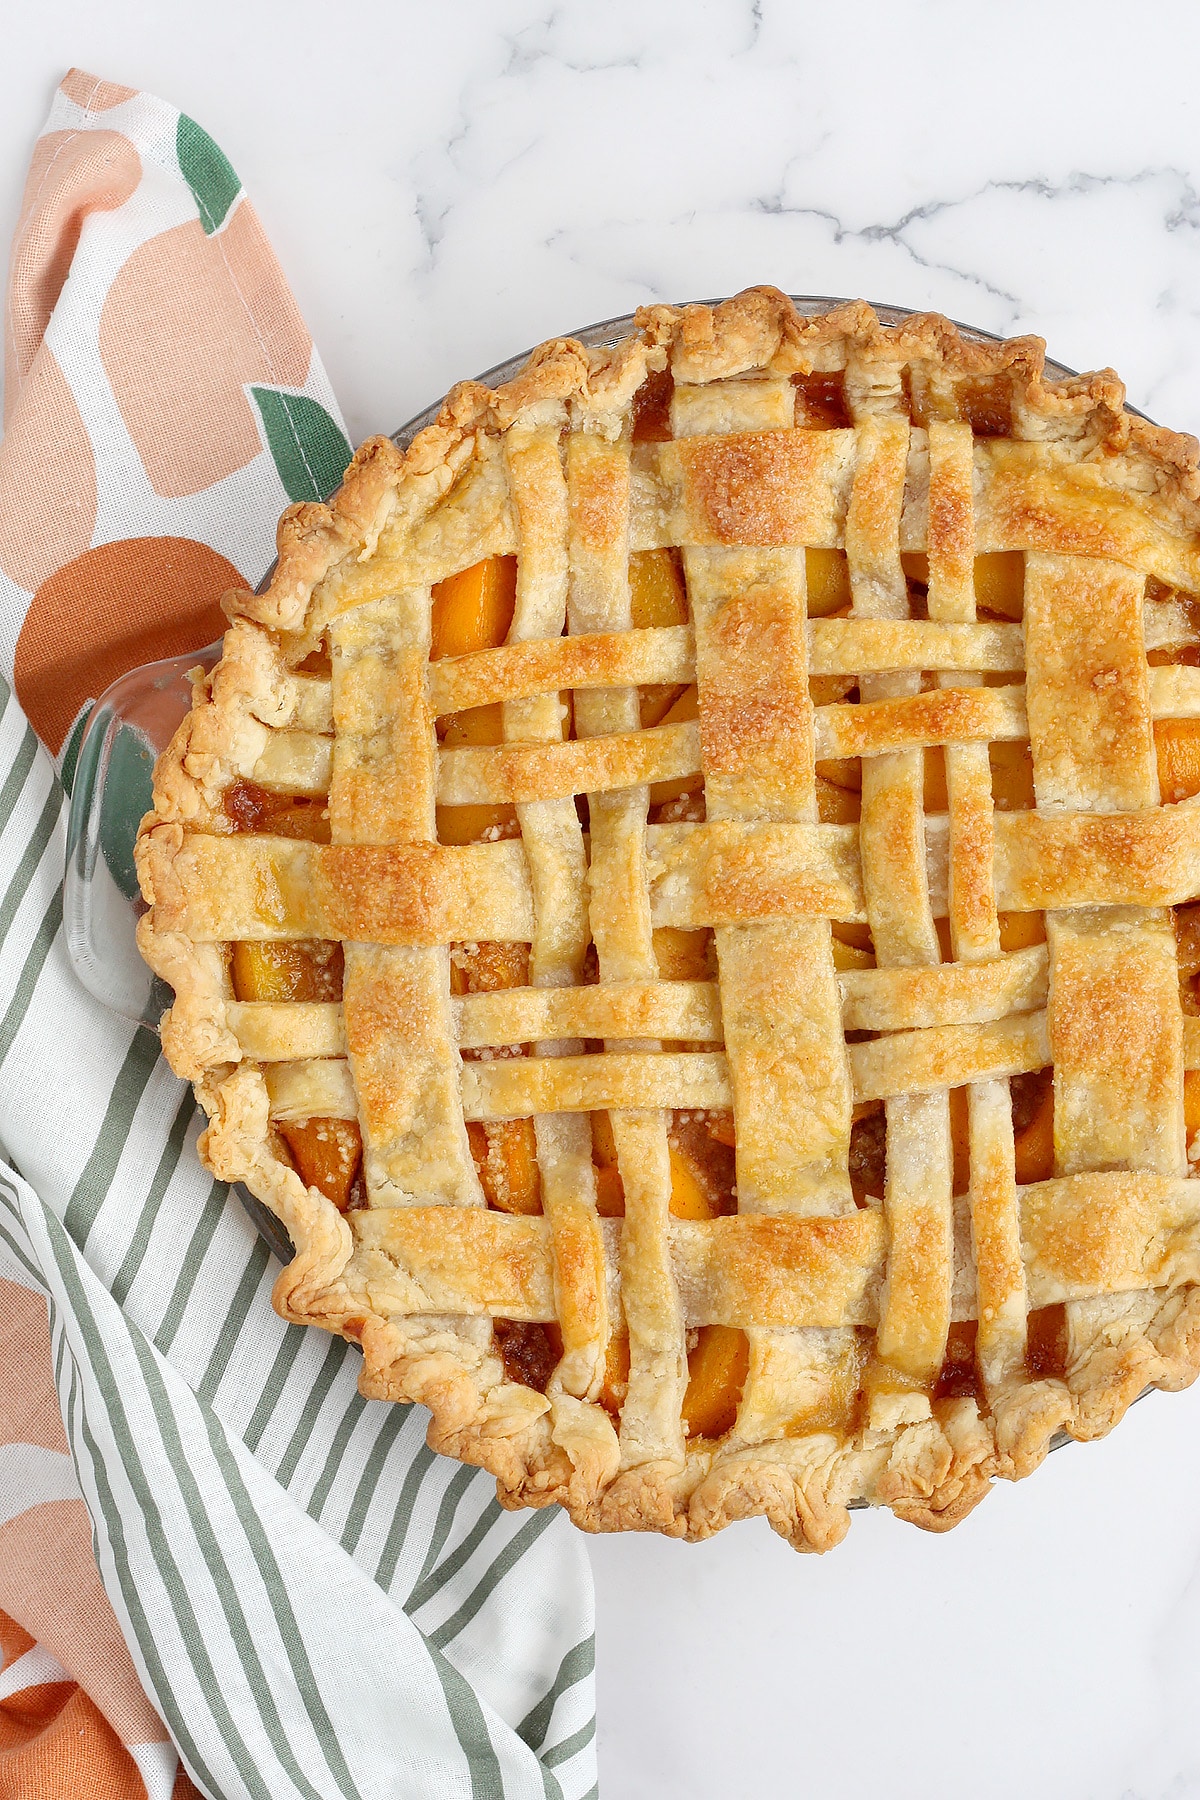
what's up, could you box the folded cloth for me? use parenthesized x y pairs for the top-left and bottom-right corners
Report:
(0, 69), (596, 1800)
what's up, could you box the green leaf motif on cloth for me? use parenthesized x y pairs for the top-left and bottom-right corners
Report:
(250, 388), (353, 504)
(176, 114), (241, 234)
(102, 724), (156, 901)
(58, 701), (92, 801)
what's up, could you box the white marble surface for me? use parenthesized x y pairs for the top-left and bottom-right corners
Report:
(7, 2), (1200, 1793)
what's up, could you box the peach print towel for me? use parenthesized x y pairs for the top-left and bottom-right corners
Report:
(0, 70), (597, 1800)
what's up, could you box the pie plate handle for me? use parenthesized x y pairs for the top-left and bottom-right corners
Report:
(64, 640), (223, 1025)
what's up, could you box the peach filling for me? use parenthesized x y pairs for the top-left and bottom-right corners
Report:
(934, 1321), (981, 1403)
(792, 372), (851, 431)
(432, 555), (521, 845)
(1156, 718), (1200, 803)
(1010, 1069), (1054, 1185)
(682, 1324), (750, 1439)
(631, 369), (674, 442)
(493, 1319), (563, 1392)
(224, 778), (330, 842)
(629, 548), (689, 726)
(228, 932), (363, 1211)
(1025, 1304), (1068, 1380)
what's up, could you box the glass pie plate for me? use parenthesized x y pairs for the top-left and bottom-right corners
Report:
(62, 287), (1101, 1444)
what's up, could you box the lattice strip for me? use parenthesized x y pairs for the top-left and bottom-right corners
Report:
(1026, 550), (1186, 1426)
(163, 810), (1200, 945)
(566, 414), (686, 1472)
(926, 420), (1024, 1395)
(849, 412), (953, 1420)
(500, 423), (613, 1447)
(345, 1172), (1200, 1326)
(675, 375), (857, 1451)
(1023, 554), (1159, 812)
(328, 590), (483, 1208)
(260, 1016), (1062, 1124)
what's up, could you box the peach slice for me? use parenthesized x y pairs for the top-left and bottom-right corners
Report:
(598, 1330), (631, 1413)
(590, 1112), (625, 1215)
(1013, 1071), (1055, 1185)
(805, 548), (851, 616)
(1176, 903), (1200, 1016)
(629, 548), (688, 628)
(453, 933), (539, 1212)
(998, 911), (1046, 952)
(898, 552), (1026, 617)
(682, 1326), (749, 1438)
(816, 756), (861, 793)
(230, 939), (343, 1004)
(467, 1119), (542, 1215)
(433, 557), (520, 842)
(989, 739), (1036, 811)
(277, 1118), (362, 1212)
(950, 1087), (970, 1195)
(229, 911), (356, 1206)
(430, 556), (517, 661)
(924, 747), (948, 814)
(832, 922), (874, 954)
(1185, 1071), (1200, 1150)
(1156, 718), (1200, 803)
(706, 1113), (736, 1149)
(973, 552), (1025, 619)
(630, 548), (690, 727)
(436, 804), (519, 845)
(830, 933), (874, 971)
(588, 1120), (727, 1220)
(667, 1147), (721, 1221)
(817, 777), (861, 825)
(440, 702), (504, 747)
(652, 927), (715, 980)
(594, 1166), (626, 1217)
(450, 941), (529, 995)
(591, 1111), (618, 1167)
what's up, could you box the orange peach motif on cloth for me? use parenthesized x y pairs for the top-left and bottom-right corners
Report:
(15, 538), (240, 753)
(99, 206), (313, 497)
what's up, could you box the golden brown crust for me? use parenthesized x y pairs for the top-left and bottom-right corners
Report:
(136, 289), (1200, 1551)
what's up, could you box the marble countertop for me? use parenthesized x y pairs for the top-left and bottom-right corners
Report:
(7, 3), (1200, 1794)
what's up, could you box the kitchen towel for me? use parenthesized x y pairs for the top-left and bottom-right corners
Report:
(0, 68), (596, 1800)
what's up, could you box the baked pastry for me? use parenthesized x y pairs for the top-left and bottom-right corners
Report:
(136, 288), (1200, 1551)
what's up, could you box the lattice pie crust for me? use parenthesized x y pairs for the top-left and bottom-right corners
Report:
(137, 290), (1200, 1550)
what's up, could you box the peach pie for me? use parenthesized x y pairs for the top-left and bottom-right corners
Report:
(137, 289), (1200, 1550)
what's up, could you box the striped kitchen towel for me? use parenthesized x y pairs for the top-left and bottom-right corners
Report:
(0, 69), (596, 1800)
